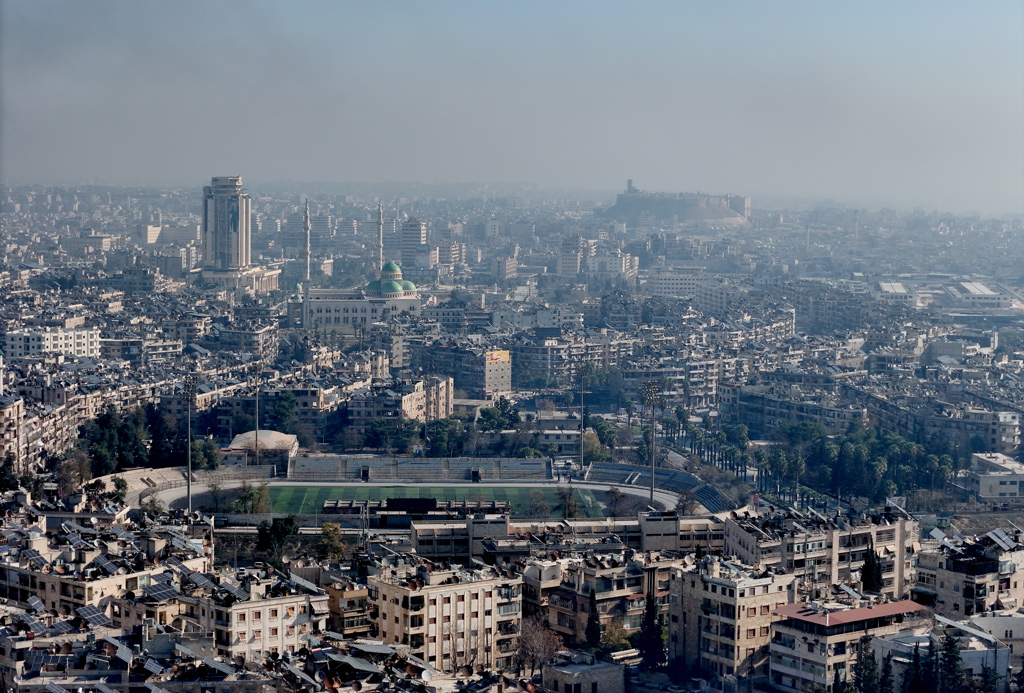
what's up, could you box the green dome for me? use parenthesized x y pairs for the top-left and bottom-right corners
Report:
(381, 261), (401, 273)
(366, 280), (382, 292)
(401, 280), (416, 291)
(382, 280), (403, 293)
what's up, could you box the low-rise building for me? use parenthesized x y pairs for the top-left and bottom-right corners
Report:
(959, 453), (1024, 499)
(769, 600), (931, 693)
(911, 528), (1024, 617)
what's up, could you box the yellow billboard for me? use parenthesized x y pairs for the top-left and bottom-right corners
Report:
(485, 350), (510, 362)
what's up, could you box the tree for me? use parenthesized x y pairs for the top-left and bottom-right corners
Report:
(140, 496), (165, 517)
(526, 490), (550, 517)
(862, 541), (884, 593)
(600, 619), (630, 653)
(232, 481), (272, 514)
(585, 590), (601, 648)
(938, 631), (966, 693)
(606, 487), (627, 517)
(557, 487), (579, 518)
(974, 665), (998, 693)
(111, 476), (128, 502)
(582, 431), (610, 464)
(207, 475), (223, 513)
(518, 616), (562, 674)
(0, 453), (17, 492)
(676, 489), (702, 516)
(902, 643), (923, 693)
(1012, 666), (1024, 693)
(636, 593), (665, 671)
(318, 522), (352, 562)
(923, 640), (939, 693)
(854, 635), (879, 693)
(880, 653), (895, 693)
(266, 391), (297, 432)
(193, 440), (222, 471)
(256, 516), (299, 566)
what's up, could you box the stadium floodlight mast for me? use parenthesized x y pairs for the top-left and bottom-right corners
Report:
(183, 373), (199, 516)
(250, 361), (262, 468)
(575, 360), (586, 474)
(643, 380), (660, 504)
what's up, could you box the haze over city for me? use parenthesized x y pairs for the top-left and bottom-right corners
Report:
(2, 1), (1022, 214)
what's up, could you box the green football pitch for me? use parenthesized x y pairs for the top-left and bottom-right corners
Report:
(265, 485), (603, 518)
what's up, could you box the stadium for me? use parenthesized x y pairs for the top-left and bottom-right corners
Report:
(130, 453), (738, 523)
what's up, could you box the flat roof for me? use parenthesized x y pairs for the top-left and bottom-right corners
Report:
(774, 601), (928, 626)
(961, 282), (996, 296)
(878, 282), (908, 294)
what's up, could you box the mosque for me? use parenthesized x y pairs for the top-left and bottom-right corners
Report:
(299, 204), (422, 333)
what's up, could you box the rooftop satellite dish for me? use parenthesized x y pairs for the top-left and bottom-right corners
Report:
(421, 671), (433, 682)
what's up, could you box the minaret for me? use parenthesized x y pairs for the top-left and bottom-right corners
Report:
(377, 200), (384, 276)
(303, 199), (311, 282)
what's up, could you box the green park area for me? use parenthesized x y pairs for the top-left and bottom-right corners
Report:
(265, 485), (603, 518)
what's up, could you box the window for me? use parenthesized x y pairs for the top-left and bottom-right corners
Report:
(271, 628), (278, 636)
(760, 605), (770, 615)
(288, 607), (296, 616)
(237, 613), (246, 623)
(253, 630), (262, 640)
(254, 611), (262, 620)
(746, 629), (756, 639)
(238, 632), (247, 641)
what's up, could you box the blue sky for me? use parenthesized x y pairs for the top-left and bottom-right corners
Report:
(1, 1), (1021, 213)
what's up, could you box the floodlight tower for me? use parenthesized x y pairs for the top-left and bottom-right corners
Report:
(575, 360), (586, 473)
(643, 380), (660, 504)
(183, 374), (199, 516)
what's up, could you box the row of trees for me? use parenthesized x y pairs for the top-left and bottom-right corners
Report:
(760, 421), (969, 504)
(74, 404), (222, 480)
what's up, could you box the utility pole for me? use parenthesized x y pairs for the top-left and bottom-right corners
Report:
(183, 373), (198, 516)
(643, 380), (660, 504)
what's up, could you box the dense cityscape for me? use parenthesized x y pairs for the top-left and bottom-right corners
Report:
(2, 0), (1023, 691)
(0, 174), (1021, 693)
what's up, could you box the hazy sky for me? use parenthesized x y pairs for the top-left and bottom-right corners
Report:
(2, 1), (1022, 213)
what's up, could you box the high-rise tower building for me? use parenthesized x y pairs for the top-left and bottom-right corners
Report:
(202, 176), (251, 270)
(400, 217), (427, 266)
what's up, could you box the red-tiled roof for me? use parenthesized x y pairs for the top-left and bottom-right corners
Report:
(774, 601), (928, 626)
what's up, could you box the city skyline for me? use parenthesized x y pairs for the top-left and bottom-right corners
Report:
(1, 1), (1022, 215)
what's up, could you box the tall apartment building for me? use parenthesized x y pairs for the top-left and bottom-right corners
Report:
(557, 234), (587, 278)
(670, 557), (796, 683)
(724, 511), (917, 600)
(411, 343), (512, 399)
(769, 601), (930, 693)
(202, 176), (251, 270)
(401, 217), (428, 266)
(3, 326), (101, 359)
(369, 560), (522, 673)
